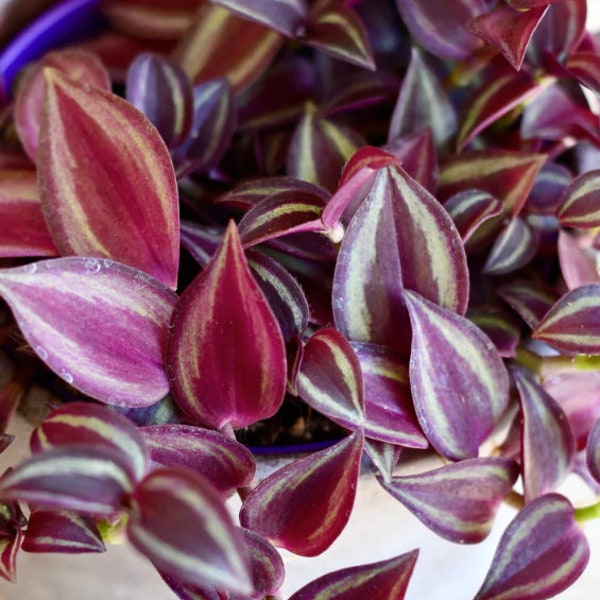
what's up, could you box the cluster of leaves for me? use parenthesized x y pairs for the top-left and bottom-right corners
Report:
(1, 0), (600, 598)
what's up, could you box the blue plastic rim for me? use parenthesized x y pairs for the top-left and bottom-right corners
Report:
(0, 0), (105, 104)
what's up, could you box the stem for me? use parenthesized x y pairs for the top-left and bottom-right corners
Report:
(514, 347), (600, 378)
(574, 499), (600, 523)
(220, 422), (253, 502)
(503, 490), (525, 511)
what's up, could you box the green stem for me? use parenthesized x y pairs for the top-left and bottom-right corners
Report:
(574, 499), (600, 523)
(503, 490), (525, 511)
(515, 348), (600, 378)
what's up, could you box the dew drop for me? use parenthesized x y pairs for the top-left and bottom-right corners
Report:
(60, 369), (74, 384)
(35, 345), (48, 360)
(103, 259), (113, 268)
(85, 258), (101, 273)
(23, 263), (37, 274)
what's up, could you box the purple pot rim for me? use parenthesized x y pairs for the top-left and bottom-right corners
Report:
(0, 0), (105, 104)
(248, 438), (341, 456)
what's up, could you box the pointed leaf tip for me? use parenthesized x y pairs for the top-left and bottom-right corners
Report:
(169, 222), (287, 429)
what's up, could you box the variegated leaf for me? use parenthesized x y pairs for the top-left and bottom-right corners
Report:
(404, 291), (509, 461)
(0, 528), (22, 583)
(333, 167), (468, 355)
(468, 4), (548, 71)
(512, 366), (574, 503)
(363, 439), (403, 483)
(0, 258), (177, 407)
(556, 169), (600, 229)
(22, 508), (105, 554)
(168, 222), (287, 429)
(0, 445), (135, 514)
(586, 418), (600, 483)
(128, 468), (252, 593)
(557, 230), (600, 289)
(474, 494), (589, 600)
(379, 458), (519, 543)
(483, 216), (538, 275)
(0, 170), (58, 258)
(496, 279), (559, 329)
(467, 306), (522, 358)
(565, 51), (600, 97)
(296, 328), (365, 431)
(139, 424), (256, 495)
(445, 189), (503, 244)
(288, 550), (418, 600)
(388, 48), (457, 148)
(239, 430), (363, 556)
(38, 69), (180, 289)
(526, 163), (572, 215)
(30, 402), (148, 481)
(532, 284), (600, 354)
(126, 53), (194, 149)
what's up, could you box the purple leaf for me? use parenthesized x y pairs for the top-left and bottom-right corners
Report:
(0, 445), (135, 515)
(483, 216), (538, 275)
(379, 458), (519, 543)
(353, 342), (427, 449)
(209, 0), (308, 37)
(396, 0), (485, 61)
(0, 435), (14, 455)
(526, 163), (572, 215)
(301, 4), (375, 70)
(558, 230), (600, 289)
(0, 529), (22, 583)
(128, 468), (252, 594)
(38, 69), (180, 289)
(474, 494), (589, 600)
(0, 258), (177, 407)
(586, 419), (600, 483)
(30, 402), (148, 481)
(287, 106), (363, 192)
(180, 222), (223, 268)
(333, 167), (469, 355)
(456, 69), (539, 150)
(565, 51), (600, 96)
(239, 430), (363, 556)
(288, 550), (418, 600)
(296, 328), (365, 432)
(556, 169), (600, 229)
(496, 279), (559, 329)
(0, 170), (58, 258)
(532, 284), (600, 353)
(14, 48), (111, 163)
(22, 508), (105, 554)
(404, 290), (510, 461)
(445, 189), (503, 244)
(468, 4), (548, 71)
(467, 305), (522, 358)
(168, 222), (287, 429)
(512, 367), (574, 503)
(126, 53), (194, 149)
(363, 439), (403, 483)
(173, 79), (236, 177)
(388, 48), (457, 148)
(139, 424), (256, 496)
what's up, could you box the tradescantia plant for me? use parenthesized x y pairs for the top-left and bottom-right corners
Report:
(2, 0), (600, 597)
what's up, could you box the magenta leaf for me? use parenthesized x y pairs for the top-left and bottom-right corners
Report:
(296, 328), (365, 431)
(239, 430), (363, 556)
(0, 258), (177, 407)
(128, 468), (252, 593)
(586, 419), (600, 483)
(468, 4), (548, 71)
(209, 0), (308, 37)
(565, 51), (600, 96)
(404, 291), (509, 461)
(526, 163), (572, 215)
(474, 494), (589, 600)
(556, 169), (600, 229)
(483, 216), (538, 275)
(558, 230), (600, 289)
(388, 48), (457, 148)
(301, 4), (375, 70)
(14, 48), (111, 163)
(396, 0), (485, 61)
(496, 279), (559, 329)
(139, 424), (256, 496)
(288, 550), (418, 600)
(173, 79), (236, 177)
(532, 284), (600, 353)
(379, 458), (519, 544)
(22, 508), (105, 554)
(456, 69), (539, 150)
(38, 69), (180, 289)
(180, 222), (222, 268)
(445, 189), (503, 245)
(353, 342), (427, 449)
(168, 222), (287, 429)
(0, 170), (58, 258)
(333, 167), (468, 355)
(363, 439), (403, 482)
(30, 402), (148, 481)
(0, 528), (22, 583)
(0, 445), (135, 515)
(512, 366), (574, 503)
(126, 53), (194, 149)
